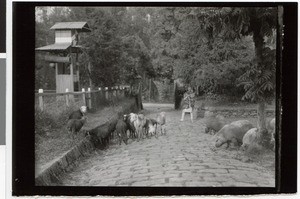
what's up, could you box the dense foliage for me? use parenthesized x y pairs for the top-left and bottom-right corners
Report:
(35, 6), (276, 104)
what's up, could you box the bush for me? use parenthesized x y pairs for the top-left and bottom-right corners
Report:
(35, 103), (81, 137)
(205, 92), (234, 102)
(35, 109), (57, 136)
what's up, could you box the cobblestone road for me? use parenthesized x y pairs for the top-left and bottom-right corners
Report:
(61, 104), (275, 187)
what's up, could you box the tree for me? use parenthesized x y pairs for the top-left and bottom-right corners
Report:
(68, 7), (158, 88)
(35, 7), (277, 133)
(151, 7), (256, 99)
(222, 8), (276, 133)
(190, 7), (277, 146)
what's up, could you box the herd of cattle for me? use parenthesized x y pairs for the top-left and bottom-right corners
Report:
(66, 105), (276, 151)
(66, 106), (166, 147)
(203, 111), (276, 151)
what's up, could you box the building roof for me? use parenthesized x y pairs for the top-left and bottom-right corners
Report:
(35, 43), (85, 53)
(50, 22), (91, 32)
(35, 43), (71, 52)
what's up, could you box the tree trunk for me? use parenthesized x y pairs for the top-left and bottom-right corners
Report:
(174, 83), (179, 109)
(174, 81), (184, 110)
(139, 82), (143, 110)
(252, 22), (268, 140)
(257, 101), (267, 130)
(149, 78), (151, 102)
(257, 99), (273, 148)
(253, 32), (264, 67)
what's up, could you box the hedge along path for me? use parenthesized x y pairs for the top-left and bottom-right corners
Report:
(35, 98), (139, 186)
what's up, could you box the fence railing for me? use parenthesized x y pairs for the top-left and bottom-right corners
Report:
(35, 86), (130, 111)
(35, 90), (56, 93)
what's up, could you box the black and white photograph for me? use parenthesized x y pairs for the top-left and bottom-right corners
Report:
(11, 1), (298, 196)
(33, 5), (278, 187)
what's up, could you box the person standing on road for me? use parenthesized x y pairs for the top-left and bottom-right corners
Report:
(180, 86), (195, 122)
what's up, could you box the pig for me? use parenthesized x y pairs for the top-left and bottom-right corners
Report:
(204, 114), (226, 135)
(241, 128), (261, 151)
(267, 118), (276, 139)
(267, 118), (276, 150)
(215, 120), (254, 148)
(267, 118), (276, 131)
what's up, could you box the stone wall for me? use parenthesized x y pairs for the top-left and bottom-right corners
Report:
(197, 107), (275, 118)
(35, 138), (95, 186)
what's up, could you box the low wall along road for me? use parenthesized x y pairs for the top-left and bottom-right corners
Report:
(201, 107), (275, 118)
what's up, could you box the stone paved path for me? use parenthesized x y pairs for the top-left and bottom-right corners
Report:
(61, 104), (275, 187)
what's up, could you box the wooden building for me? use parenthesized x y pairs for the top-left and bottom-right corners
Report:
(36, 22), (91, 93)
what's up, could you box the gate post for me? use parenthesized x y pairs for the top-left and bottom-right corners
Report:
(115, 86), (119, 98)
(82, 88), (86, 106)
(105, 87), (108, 100)
(87, 87), (92, 109)
(38, 89), (44, 111)
(65, 88), (69, 107)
